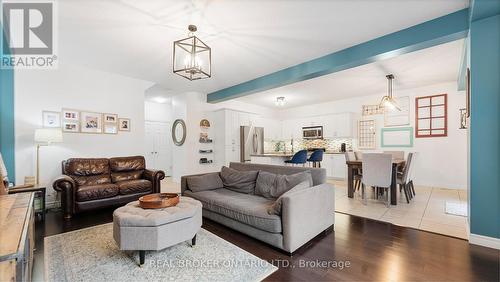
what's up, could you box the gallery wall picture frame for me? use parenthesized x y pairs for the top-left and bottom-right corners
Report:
(381, 127), (414, 147)
(81, 111), (103, 134)
(62, 109), (80, 133)
(358, 119), (376, 149)
(118, 118), (131, 131)
(42, 111), (61, 128)
(103, 113), (118, 134)
(384, 96), (410, 127)
(362, 104), (384, 116)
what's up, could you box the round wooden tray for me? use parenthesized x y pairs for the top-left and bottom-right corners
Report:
(139, 193), (179, 209)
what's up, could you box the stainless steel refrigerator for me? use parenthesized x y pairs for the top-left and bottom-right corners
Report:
(240, 126), (264, 162)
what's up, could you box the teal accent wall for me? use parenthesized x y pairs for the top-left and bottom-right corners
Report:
(469, 4), (500, 238)
(207, 9), (470, 103)
(0, 22), (16, 183)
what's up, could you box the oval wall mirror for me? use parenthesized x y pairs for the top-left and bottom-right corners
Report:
(172, 119), (186, 146)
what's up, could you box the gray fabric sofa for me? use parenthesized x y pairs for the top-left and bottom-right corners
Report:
(181, 162), (335, 254)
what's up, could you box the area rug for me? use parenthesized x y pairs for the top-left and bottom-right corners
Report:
(44, 224), (277, 282)
(445, 201), (468, 217)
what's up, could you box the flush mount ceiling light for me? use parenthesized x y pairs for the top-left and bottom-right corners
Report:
(173, 25), (211, 81)
(380, 74), (401, 111)
(275, 96), (286, 107)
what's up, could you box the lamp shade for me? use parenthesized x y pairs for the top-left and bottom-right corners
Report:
(34, 128), (63, 144)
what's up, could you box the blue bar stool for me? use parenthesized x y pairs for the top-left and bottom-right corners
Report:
(284, 150), (308, 166)
(307, 150), (324, 168)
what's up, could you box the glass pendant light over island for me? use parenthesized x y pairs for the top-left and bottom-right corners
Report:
(379, 74), (401, 111)
(173, 25), (211, 80)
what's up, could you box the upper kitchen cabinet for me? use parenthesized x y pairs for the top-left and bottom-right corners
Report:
(323, 112), (354, 138)
(255, 117), (282, 140)
(282, 118), (302, 140)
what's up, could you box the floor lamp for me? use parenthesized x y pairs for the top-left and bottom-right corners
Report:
(34, 128), (63, 185)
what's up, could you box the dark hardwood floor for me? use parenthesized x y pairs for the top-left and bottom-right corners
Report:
(34, 209), (499, 281)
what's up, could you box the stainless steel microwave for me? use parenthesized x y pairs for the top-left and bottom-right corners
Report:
(302, 126), (323, 139)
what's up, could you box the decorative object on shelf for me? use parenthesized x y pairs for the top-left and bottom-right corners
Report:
(118, 118), (131, 132)
(80, 111), (103, 133)
(362, 104), (384, 116)
(199, 133), (213, 143)
(199, 158), (213, 164)
(62, 109), (80, 133)
(275, 96), (286, 107)
(384, 96), (410, 127)
(139, 193), (179, 209)
(199, 149), (213, 154)
(459, 108), (467, 129)
(415, 93), (448, 137)
(103, 113), (118, 134)
(200, 119), (210, 129)
(381, 127), (414, 147)
(173, 25), (211, 81)
(379, 74), (401, 111)
(172, 119), (186, 146)
(34, 128), (63, 184)
(358, 120), (376, 149)
(42, 111), (61, 128)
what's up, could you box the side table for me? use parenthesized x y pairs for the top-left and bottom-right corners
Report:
(8, 185), (46, 221)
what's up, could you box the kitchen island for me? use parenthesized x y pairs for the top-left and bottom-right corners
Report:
(250, 153), (293, 166)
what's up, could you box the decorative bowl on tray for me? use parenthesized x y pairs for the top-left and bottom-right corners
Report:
(139, 193), (179, 209)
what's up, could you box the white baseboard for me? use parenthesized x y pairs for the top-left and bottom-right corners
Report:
(469, 233), (500, 250)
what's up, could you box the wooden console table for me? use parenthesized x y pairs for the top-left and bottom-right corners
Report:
(0, 193), (35, 282)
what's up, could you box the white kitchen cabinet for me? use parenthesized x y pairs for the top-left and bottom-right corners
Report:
(322, 155), (334, 178)
(331, 154), (347, 179)
(225, 145), (241, 165)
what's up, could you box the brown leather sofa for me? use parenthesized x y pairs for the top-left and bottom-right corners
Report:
(53, 156), (165, 219)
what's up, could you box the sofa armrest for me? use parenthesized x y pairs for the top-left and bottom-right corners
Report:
(281, 183), (335, 253)
(52, 175), (77, 219)
(144, 169), (165, 193)
(181, 172), (220, 195)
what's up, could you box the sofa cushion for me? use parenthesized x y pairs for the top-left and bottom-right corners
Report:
(255, 170), (313, 199)
(76, 183), (119, 202)
(71, 174), (111, 186)
(268, 180), (311, 215)
(116, 179), (152, 195)
(109, 156), (145, 172)
(220, 166), (258, 194)
(111, 170), (143, 183)
(187, 172), (223, 192)
(185, 188), (281, 233)
(64, 158), (110, 176)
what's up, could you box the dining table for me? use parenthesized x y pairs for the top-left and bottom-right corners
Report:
(346, 159), (406, 205)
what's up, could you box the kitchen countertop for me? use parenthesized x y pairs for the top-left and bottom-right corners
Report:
(251, 151), (346, 157)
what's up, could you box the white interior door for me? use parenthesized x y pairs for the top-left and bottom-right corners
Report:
(145, 121), (172, 176)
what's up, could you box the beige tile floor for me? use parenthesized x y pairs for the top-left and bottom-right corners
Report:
(161, 177), (469, 239)
(331, 179), (469, 239)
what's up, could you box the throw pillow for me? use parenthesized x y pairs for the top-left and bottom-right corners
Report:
(220, 166), (259, 194)
(187, 173), (223, 192)
(256, 170), (313, 199)
(267, 180), (312, 215)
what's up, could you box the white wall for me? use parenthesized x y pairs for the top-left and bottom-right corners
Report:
(145, 100), (172, 122)
(14, 64), (152, 203)
(278, 82), (468, 189)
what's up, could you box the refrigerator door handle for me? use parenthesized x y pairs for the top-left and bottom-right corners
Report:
(253, 133), (258, 153)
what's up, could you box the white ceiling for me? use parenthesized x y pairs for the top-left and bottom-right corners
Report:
(235, 39), (464, 109)
(58, 0), (468, 96)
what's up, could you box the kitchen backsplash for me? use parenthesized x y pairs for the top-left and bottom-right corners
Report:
(264, 138), (353, 153)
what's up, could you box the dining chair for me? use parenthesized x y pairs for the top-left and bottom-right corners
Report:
(397, 153), (413, 203)
(361, 153), (392, 207)
(407, 152), (418, 196)
(284, 150), (308, 166)
(354, 151), (363, 160)
(383, 151), (405, 160)
(345, 152), (362, 192)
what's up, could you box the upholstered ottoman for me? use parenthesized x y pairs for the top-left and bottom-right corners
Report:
(113, 196), (202, 266)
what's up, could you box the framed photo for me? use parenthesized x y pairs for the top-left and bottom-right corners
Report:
(118, 118), (130, 131)
(381, 127), (414, 147)
(63, 122), (79, 133)
(42, 111), (61, 128)
(104, 123), (118, 134)
(81, 112), (103, 133)
(62, 109), (79, 121)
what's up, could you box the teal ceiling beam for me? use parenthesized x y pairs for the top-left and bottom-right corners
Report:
(469, 0), (500, 22)
(207, 8), (470, 103)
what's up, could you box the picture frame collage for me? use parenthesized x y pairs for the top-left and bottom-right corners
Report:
(42, 109), (131, 134)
